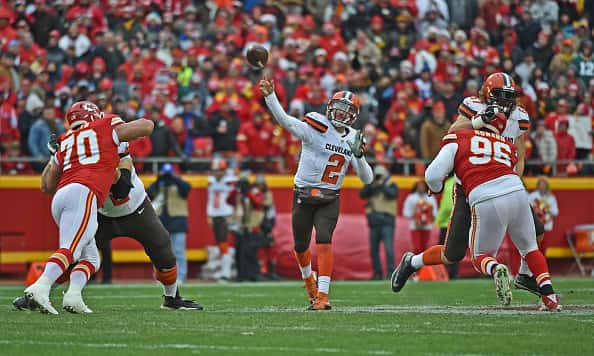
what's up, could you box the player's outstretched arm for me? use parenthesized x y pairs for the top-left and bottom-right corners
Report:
(259, 76), (313, 142)
(41, 159), (62, 194)
(425, 143), (457, 194)
(115, 119), (154, 142)
(352, 156), (373, 184)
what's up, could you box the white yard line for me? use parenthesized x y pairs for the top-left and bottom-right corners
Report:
(0, 340), (393, 355)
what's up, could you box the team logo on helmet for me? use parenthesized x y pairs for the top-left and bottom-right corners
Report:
(326, 91), (360, 128)
(66, 101), (102, 128)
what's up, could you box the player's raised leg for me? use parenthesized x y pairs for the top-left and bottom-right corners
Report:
(25, 184), (97, 314)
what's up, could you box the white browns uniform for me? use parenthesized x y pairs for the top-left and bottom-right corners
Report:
(207, 173), (236, 218)
(457, 96), (531, 143)
(98, 142), (146, 217)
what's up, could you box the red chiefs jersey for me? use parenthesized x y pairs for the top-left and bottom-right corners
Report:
(55, 115), (124, 206)
(442, 130), (518, 196)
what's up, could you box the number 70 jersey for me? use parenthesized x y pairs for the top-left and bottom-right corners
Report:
(55, 116), (124, 206)
(442, 129), (519, 198)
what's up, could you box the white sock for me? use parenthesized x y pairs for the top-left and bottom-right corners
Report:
(318, 276), (331, 294)
(299, 263), (312, 279)
(221, 253), (233, 279)
(35, 275), (54, 290)
(68, 270), (88, 291)
(42, 262), (67, 284)
(518, 258), (532, 276)
(162, 283), (177, 297)
(411, 254), (424, 269)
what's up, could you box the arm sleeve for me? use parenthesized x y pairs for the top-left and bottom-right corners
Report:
(351, 155), (373, 184)
(425, 143), (458, 194)
(264, 93), (313, 143)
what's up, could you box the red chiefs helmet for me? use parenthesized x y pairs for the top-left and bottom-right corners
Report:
(479, 72), (517, 114)
(326, 91), (360, 128)
(65, 101), (102, 128)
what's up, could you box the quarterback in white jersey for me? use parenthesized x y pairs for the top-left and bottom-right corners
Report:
(206, 158), (236, 280)
(260, 76), (372, 311)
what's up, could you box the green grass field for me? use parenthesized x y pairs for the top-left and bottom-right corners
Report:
(1, 278), (593, 355)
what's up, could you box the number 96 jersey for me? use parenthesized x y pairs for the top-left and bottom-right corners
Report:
(55, 116), (124, 206)
(441, 129), (524, 205)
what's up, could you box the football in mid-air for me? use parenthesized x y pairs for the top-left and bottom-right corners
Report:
(246, 45), (269, 68)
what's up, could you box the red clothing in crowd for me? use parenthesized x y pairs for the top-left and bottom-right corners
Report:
(0, 100), (17, 135)
(237, 121), (277, 157)
(128, 135), (153, 171)
(545, 112), (567, 132)
(65, 2), (107, 31)
(555, 131), (576, 173)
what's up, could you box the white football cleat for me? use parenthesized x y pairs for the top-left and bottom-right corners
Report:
(63, 290), (93, 314)
(24, 283), (58, 315)
(494, 264), (512, 306)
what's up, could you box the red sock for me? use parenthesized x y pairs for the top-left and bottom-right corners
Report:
(421, 245), (444, 265)
(524, 250), (551, 288)
(47, 248), (74, 272)
(473, 254), (499, 276)
(218, 242), (229, 256)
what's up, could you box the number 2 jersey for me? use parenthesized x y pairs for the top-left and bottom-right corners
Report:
(294, 112), (361, 190)
(425, 129), (524, 206)
(55, 116), (123, 206)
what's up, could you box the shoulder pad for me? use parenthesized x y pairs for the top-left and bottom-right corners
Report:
(510, 107), (531, 131)
(441, 133), (458, 147)
(302, 112), (329, 133)
(458, 96), (484, 119)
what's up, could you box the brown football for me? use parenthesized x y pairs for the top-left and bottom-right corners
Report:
(246, 44), (269, 68)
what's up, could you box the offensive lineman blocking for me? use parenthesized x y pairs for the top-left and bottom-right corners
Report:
(260, 76), (373, 310)
(25, 101), (153, 314)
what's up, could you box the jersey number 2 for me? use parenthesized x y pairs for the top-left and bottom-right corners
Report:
(469, 136), (512, 167)
(321, 154), (346, 184)
(61, 129), (100, 171)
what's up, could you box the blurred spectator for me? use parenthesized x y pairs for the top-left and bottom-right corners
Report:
(208, 101), (240, 167)
(531, 120), (558, 175)
(420, 101), (449, 159)
(403, 181), (438, 254)
(255, 175), (278, 280)
(555, 118), (576, 174)
(27, 106), (65, 172)
(569, 95), (594, 160)
(206, 159), (236, 282)
(147, 164), (191, 283)
(515, 9), (542, 50)
(545, 99), (571, 132)
(359, 165), (398, 280)
(227, 171), (264, 282)
(237, 110), (277, 172)
(148, 106), (186, 161)
(17, 93), (44, 155)
(570, 40), (594, 88)
(529, 176), (559, 235)
(1, 136), (31, 174)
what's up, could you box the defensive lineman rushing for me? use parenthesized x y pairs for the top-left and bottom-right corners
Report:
(259, 76), (373, 310)
(391, 72), (546, 297)
(14, 110), (202, 311)
(23, 101), (153, 314)
(422, 113), (561, 310)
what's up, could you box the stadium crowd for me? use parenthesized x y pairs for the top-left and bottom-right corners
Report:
(0, 0), (593, 175)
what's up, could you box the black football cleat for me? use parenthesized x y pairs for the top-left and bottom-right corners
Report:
(161, 291), (203, 311)
(12, 295), (39, 311)
(391, 252), (416, 293)
(514, 274), (541, 297)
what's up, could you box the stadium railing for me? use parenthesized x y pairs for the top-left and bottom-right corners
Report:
(0, 157), (593, 176)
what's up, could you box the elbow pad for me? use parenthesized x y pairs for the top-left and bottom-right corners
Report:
(111, 169), (133, 199)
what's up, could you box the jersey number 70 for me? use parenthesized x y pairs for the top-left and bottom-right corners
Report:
(60, 129), (100, 171)
(469, 136), (512, 167)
